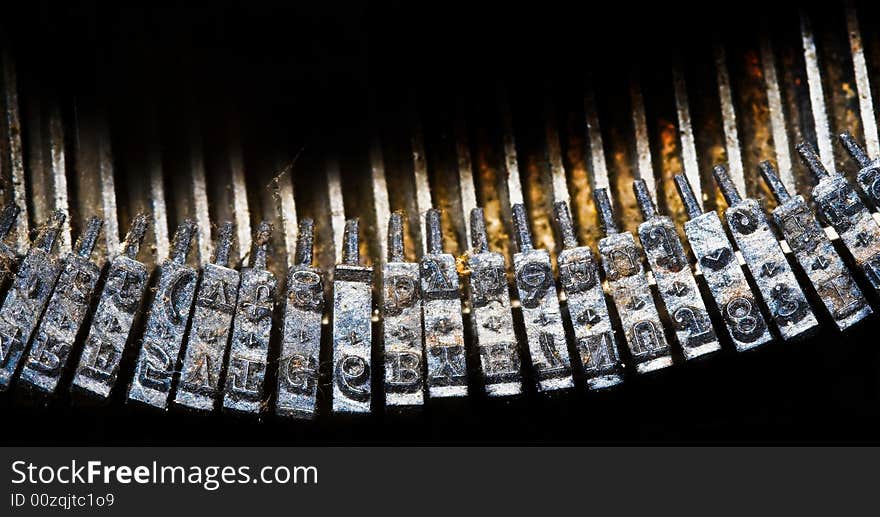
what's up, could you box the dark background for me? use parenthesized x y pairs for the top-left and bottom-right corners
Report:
(2, 1), (880, 444)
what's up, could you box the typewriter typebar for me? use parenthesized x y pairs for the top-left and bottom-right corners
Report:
(595, 188), (671, 374)
(382, 211), (426, 407)
(72, 215), (149, 400)
(331, 219), (373, 414)
(4, 3), (880, 434)
(275, 219), (324, 420)
(712, 164), (818, 341)
(127, 221), (199, 409)
(173, 222), (240, 412)
(20, 217), (103, 394)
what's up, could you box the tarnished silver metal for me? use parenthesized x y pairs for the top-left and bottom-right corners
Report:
(633, 180), (720, 360)
(0, 204), (21, 291)
(276, 219), (324, 419)
(594, 190), (671, 373)
(839, 131), (880, 211)
(421, 209), (469, 398)
(712, 165), (818, 340)
(511, 203), (573, 391)
(674, 175), (772, 351)
(332, 219), (373, 413)
(72, 214), (150, 399)
(466, 208), (522, 397)
(0, 211), (65, 391)
(127, 221), (198, 408)
(382, 211), (425, 407)
(173, 222), (240, 411)
(222, 221), (277, 415)
(759, 162), (871, 330)
(797, 143), (880, 296)
(223, 221), (278, 415)
(552, 201), (623, 389)
(20, 217), (103, 394)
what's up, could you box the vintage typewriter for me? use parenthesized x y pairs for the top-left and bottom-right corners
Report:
(2, 1), (880, 444)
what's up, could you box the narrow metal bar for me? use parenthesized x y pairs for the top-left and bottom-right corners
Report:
(715, 44), (747, 195)
(274, 163), (297, 266)
(712, 164), (744, 206)
(511, 203), (534, 252)
(846, 6), (880, 158)
(370, 136), (390, 263)
(326, 157), (346, 264)
(673, 62), (704, 211)
(1, 51), (28, 252)
(584, 87), (611, 196)
(455, 104), (478, 247)
(759, 32), (796, 190)
(96, 110), (120, 256)
(228, 127), (253, 263)
(758, 160), (793, 204)
(800, 11), (835, 171)
(71, 102), (113, 260)
(187, 120), (212, 264)
(545, 96), (571, 203)
(498, 87), (524, 206)
(411, 110), (433, 249)
(146, 124), (170, 261)
(47, 103), (71, 255)
(594, 188), (618, 235)
(630, 77), (657, 202)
